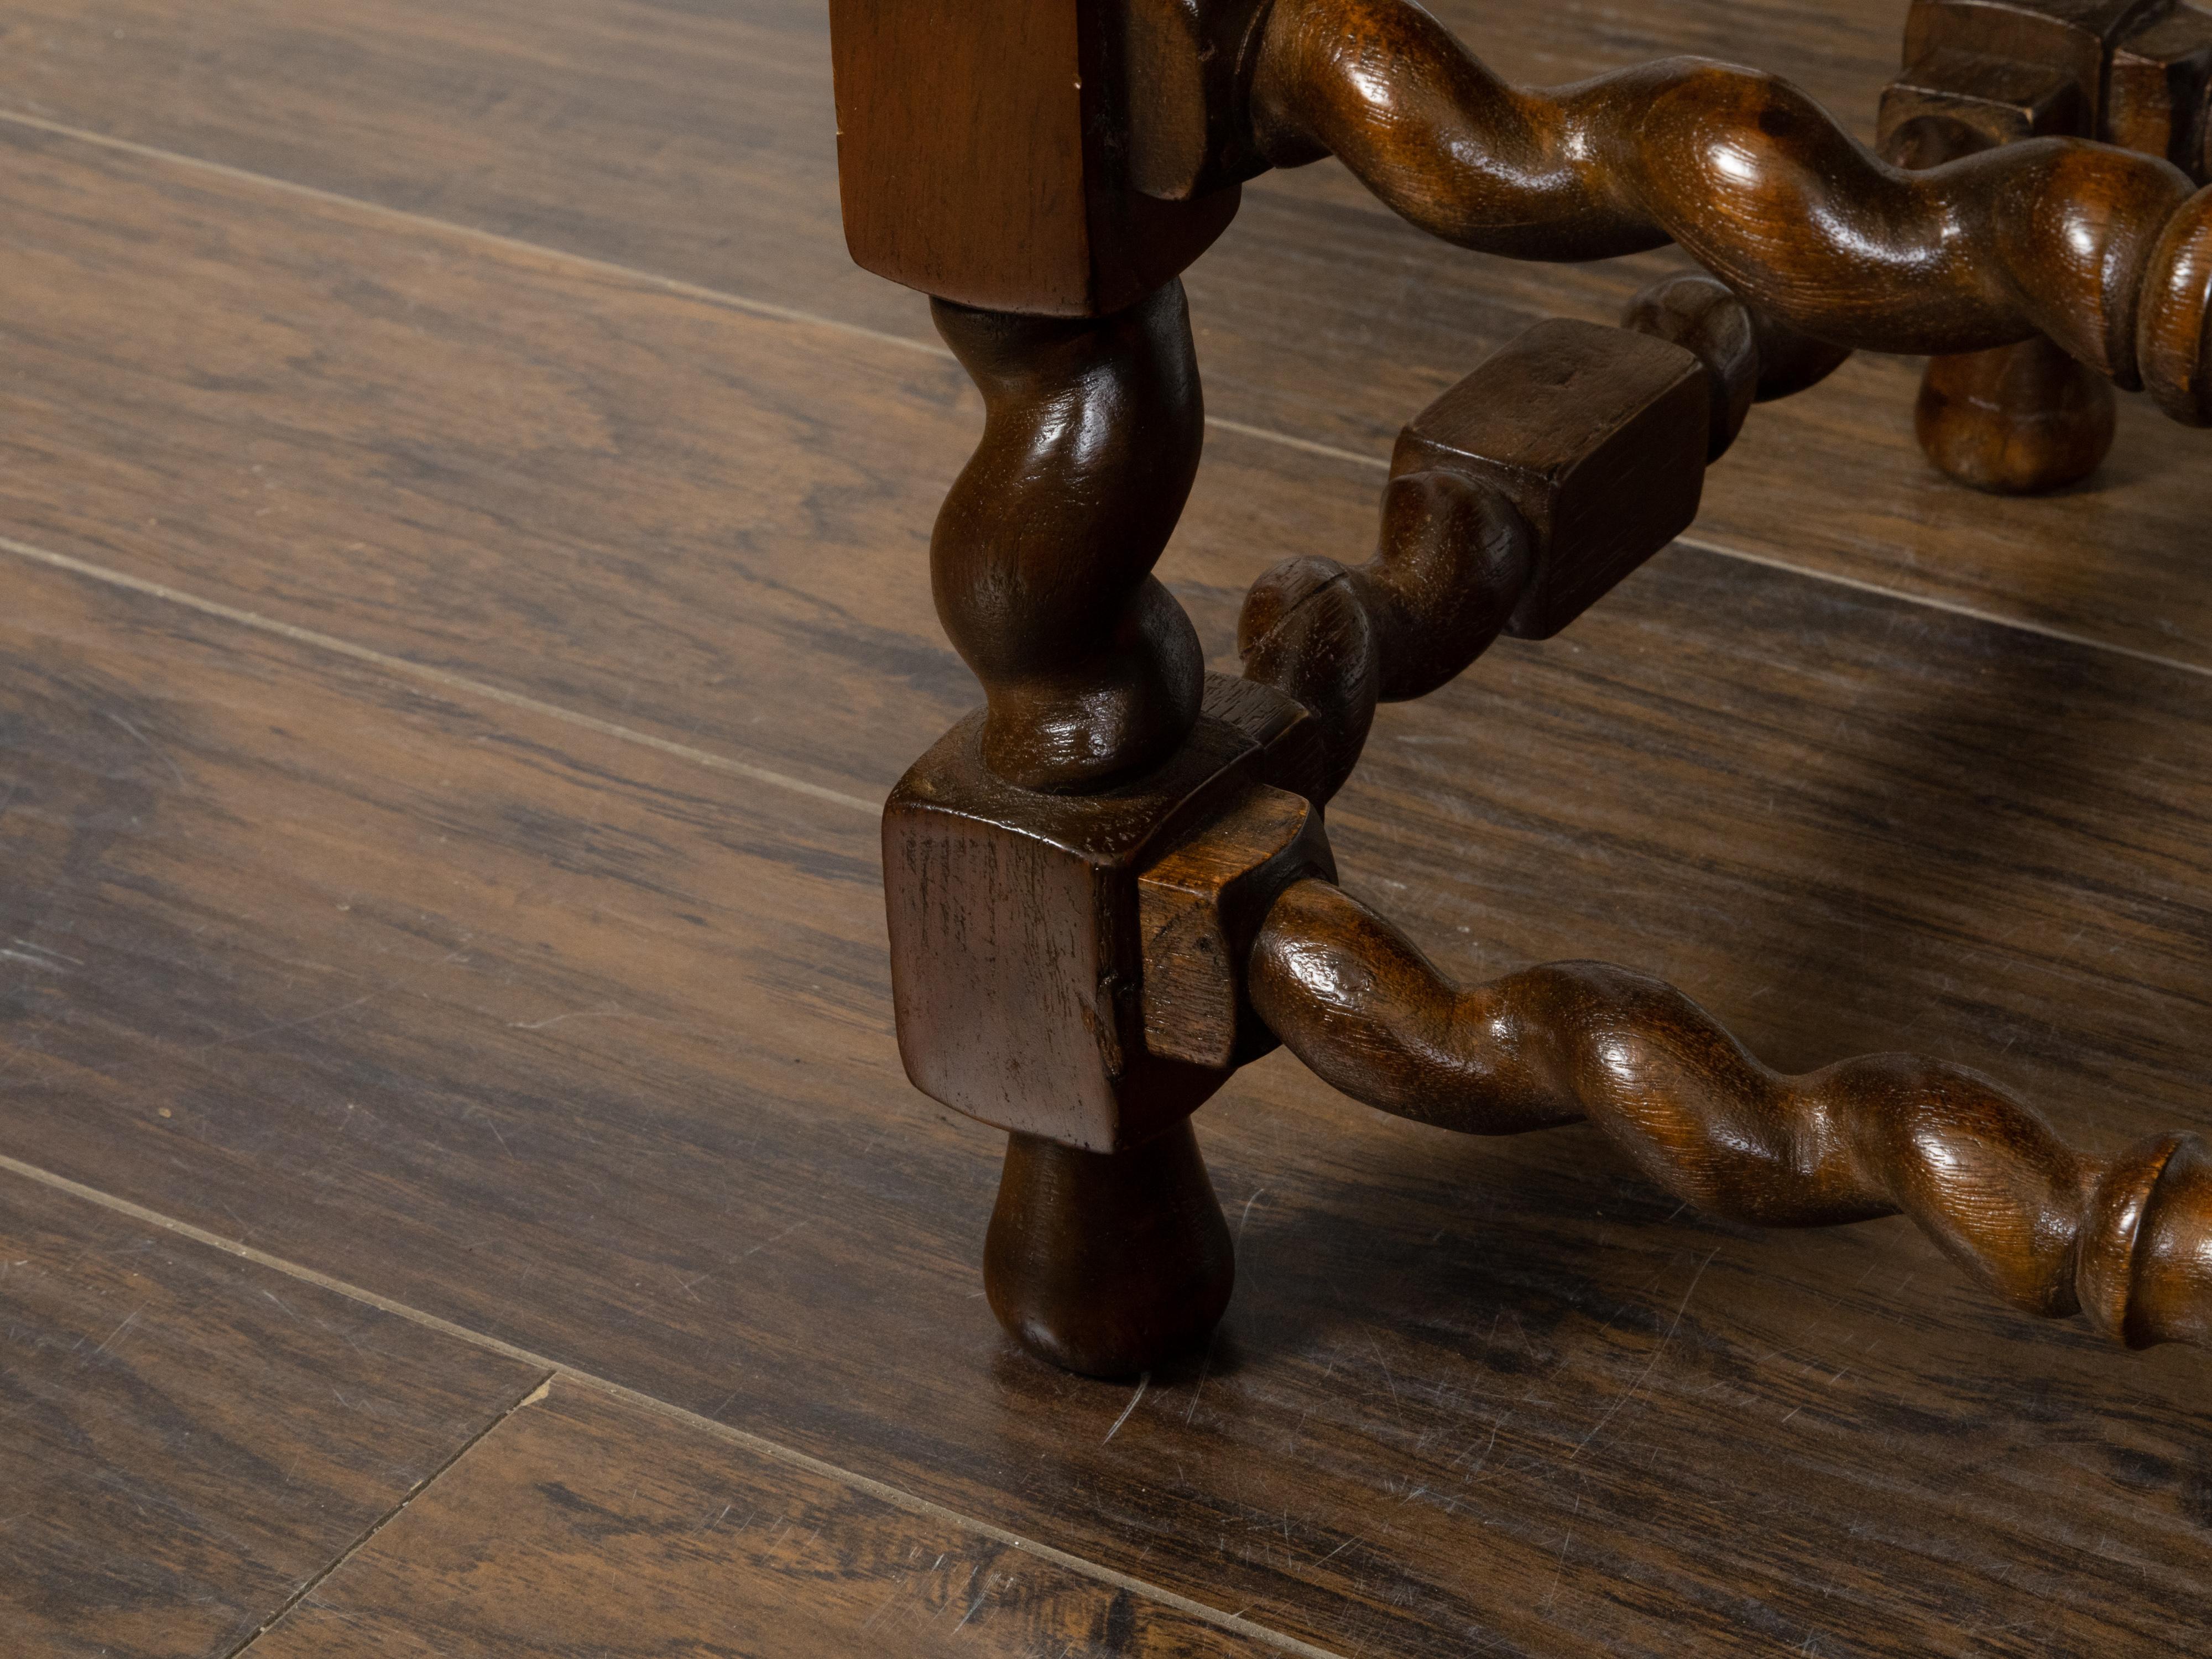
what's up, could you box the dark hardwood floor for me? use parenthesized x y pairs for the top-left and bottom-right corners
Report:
(2, 3), (2208, 1655)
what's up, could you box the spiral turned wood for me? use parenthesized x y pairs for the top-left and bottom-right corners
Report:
(930, 281), (1208, 790)
(1238, 472), (1531, 804)
(1237, 275), (1849, 804)
(1251, 878), (2212, 1349)
(1246, 0), (2212, 422)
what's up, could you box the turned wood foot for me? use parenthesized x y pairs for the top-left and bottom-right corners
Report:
(984, 1122), (1235, 1378)
(1914, 338), (2117, 494)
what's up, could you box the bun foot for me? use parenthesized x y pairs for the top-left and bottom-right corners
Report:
(1914, 337), (2116, 495)
(984, 1121), (1234, 1378)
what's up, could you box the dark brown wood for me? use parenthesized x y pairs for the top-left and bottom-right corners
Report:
(249, 1380), (1261, 1655)
(826, 0), (1239, 315)
(1244, 0), (2211, 408)
(2110, 4), (2212, 170)
(986, 1122), (1237, 1377)
(7, 2), (2212, 675)
(839, 0), (2212, 1395)
(1880, 46), (2084, 151)
(1390, 320), (1707, 640)
(1138, 781), (1335, 1070)
(1251, 878), (2212, 1349)
(929, 282), (1207, 790)
(881, 698), (1257, 1154)
(1879, 22), (2122, 494)
(1902, 0), (2167, 122)
(1619, 272), (1856, 452)
(1914, 333), (2121, 492)
(7, 19), (2212, 1648)
(17, 502), (2212, 1655)
(1620, 273), (1764, 461)
(2141, 196), (2212, 421)
(0, 1171), (544, 1657)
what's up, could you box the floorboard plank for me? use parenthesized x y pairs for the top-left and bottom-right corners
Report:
(0, 1170), (545, 1658)
(2, 1), (2205, 670)
(7, 520), (2211, 1655)
(242, 1379), (1287, 1658)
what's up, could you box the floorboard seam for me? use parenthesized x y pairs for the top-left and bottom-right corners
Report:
(2, 106), (2205, 692)
(0, 1152), (1354, 1659)
(0, 535), (884, 817)
(225, 1370), (557, 1656)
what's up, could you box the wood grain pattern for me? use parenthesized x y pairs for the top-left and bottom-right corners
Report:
(1248, 0), (2206, 395)
(246, 1380), (1269, 1657)
(0, 1172), (544, 1657)
(2, 0), (2207, 669)
(1, 15), (2208, 1653)
(1251, 878), (2212, 1348)
(11, 496), (2212, 1654)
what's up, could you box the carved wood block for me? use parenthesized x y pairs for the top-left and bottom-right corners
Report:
(2110, 5), (2212, 174)
(1880, 48), (2084, 152)
(1903, 0), (2167, 124)
(1391, 319), (1709, 641)
(883, 676), (1319, 1152)
(1138, 785), (1335, 1071)
(827, 0), (1239, 315)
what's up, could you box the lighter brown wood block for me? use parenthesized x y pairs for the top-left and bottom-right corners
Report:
(0, 1172), (543, 1657)
(3, 0), (2206, 671)
(247, 1381), (1255, 1656)
(9, 505), (2212, 1654)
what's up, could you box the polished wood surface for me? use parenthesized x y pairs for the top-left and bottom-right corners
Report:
(1253, 878), (2212, 1348)
(848, 0), (2211, 1371)
(0, 1172), (543, 1656)
(929, 283), (1207, 787)
(12, 426), (2212, 1653)
(4, 0), (2209, 668)
(1247, 0), (2211, 408)
(828, 0), (1239, 314)
(6, 1), (2212, 1653)
(249, 1380), (1265, 1656)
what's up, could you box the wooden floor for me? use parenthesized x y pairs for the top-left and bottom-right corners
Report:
(2, 2), (2208, 1654)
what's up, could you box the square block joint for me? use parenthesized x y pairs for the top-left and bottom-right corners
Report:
(883, 677), (1318, 1151)
(1394, 319), (1709, 641)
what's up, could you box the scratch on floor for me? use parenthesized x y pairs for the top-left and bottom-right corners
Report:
(1566, 1246), (1719, 1462)
(740, 1218), (811, 1259)
(1103, 1373), (1151, 1443)
(88, 1306), (144, 1359)
(103, 710), (190, 792)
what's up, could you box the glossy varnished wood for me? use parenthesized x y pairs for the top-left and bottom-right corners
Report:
(248, 1380), (1264, 1656)
(0, 1172), (543, 1657)
(928, 283), (1207, 787)
(2, 20), (2210, 1651)
(4, 0), (2208, 675)
(11, 498), (2212, 1653)
(1246, 0), (2210, 407)
(1252, 879), (2212, 1348)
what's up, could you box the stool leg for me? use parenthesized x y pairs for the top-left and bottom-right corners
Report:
(984, 1120), (1234, 1378)
(1913, 337), (2117, 495)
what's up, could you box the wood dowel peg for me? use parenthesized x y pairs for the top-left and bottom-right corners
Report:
(1391, 319), (1708, 640)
